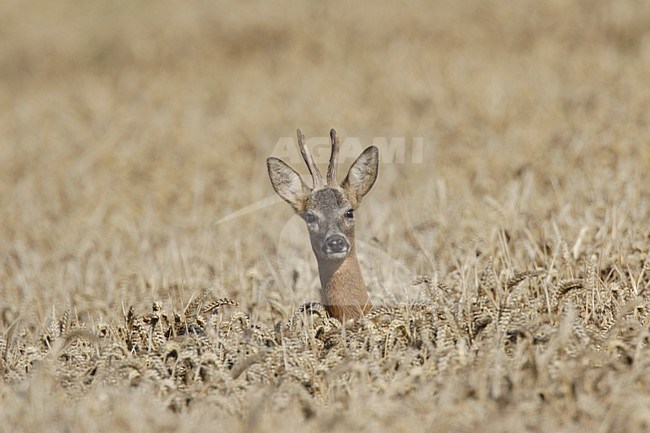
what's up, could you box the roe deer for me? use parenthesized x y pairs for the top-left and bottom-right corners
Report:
(267, 129), (379, 321)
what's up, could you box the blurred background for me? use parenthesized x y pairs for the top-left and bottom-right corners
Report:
(1, 0), (649, 321)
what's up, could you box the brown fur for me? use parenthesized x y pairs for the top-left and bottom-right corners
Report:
(317, 245), (372, 321)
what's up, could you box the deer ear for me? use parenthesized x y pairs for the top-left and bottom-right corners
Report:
(342, 146), (379, 207)
(267, 157), (310, 213)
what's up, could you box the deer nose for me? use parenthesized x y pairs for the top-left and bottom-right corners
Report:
(324, 234), (349, 255)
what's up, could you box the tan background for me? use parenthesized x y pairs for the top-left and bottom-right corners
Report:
(1, 1), (649, 431)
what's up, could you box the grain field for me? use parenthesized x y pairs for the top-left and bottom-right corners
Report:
(1, 1), (650, 432)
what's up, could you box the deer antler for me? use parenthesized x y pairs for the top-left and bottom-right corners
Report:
(327, 129), (339, 186)
(297, 129), (324, 189)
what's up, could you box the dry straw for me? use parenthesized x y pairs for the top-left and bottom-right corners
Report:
(1, 0), (650, 432)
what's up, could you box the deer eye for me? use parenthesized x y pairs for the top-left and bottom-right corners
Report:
(345, 209), (354, 219)
(304, 212), (317, 224)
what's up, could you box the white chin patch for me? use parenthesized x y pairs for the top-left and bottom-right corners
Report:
(324, 250), (349, 260)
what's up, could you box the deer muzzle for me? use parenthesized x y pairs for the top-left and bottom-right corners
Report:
(322, 234), (350, 259)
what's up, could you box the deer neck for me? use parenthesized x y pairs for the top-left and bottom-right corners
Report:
(316, 245), (371, 321)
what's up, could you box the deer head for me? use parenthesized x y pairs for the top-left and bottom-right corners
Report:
(267, 129), (379, 321)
